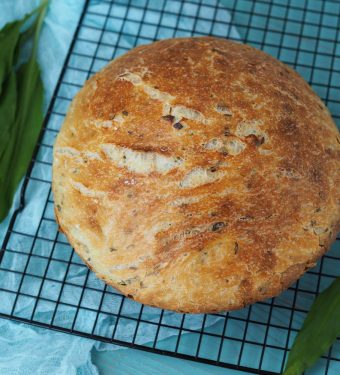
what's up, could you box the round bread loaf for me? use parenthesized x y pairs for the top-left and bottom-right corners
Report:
(53, 37), (340, 313)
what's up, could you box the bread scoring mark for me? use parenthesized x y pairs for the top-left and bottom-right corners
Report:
(215, 103), (233, 116)
(235, 120), (265, 138)
(211, 47), (229, 57)
(204, 137), (246, 155)
(118, 71), (209, 125)
(101, 143), (182, 174)
(169, 196), (204, 206)
(84, 151), (102, 161)
(56, 147), (102, 164)
(303, 220), (329, 236)
(205, 122), (267, 154)
(118, 72), (143, 85)
(111, 259), (145, 271)
(117, 71), (174, 102)
(172, 105), (208, 124)
(113, 114), (125, 124)
(55, 147), (82, 162)
(87, 119), (114, 128)
(180, 167), (225, 189)
(143, 85), (174, 102)
(55, 146), (79, 156)
(71, 181), (106, 197)
(223, 138), (246, 155)
(258, 148), (273, 155)
(163, 104), (209, 125)
(205, 138), (225, 151)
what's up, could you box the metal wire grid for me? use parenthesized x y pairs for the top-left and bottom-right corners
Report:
(0, 0), (339, 374)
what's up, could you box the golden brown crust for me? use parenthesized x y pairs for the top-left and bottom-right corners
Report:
(52, 37), (340, 313)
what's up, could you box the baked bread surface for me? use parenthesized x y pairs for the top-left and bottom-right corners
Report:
(53, 37), (340, 313)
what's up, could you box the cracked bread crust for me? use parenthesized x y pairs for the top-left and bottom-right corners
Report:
(52, 37), (340, 313)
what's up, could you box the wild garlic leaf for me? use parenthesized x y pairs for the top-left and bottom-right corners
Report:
(0, 3), (47, 221)
(0, 60), (44, 220)
(0, 0), (47, 85)
(0, 11), (42, 159)
(0, 71), (17, 161)
(283, 277), (340, 375)
(0, 18), (26, 94)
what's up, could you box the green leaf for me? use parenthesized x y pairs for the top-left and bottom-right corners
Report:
(0, 0), (49, 89)
(0, 71), (17, 161)
(0, 2), (47, 221)
(283, 277), (340, 375)
(0, 60), (44, 220)
(0, 9), (42, 164)
(0, 19), (23, 95)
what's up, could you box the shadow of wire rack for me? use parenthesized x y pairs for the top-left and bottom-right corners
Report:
(0, 0), (339, 374)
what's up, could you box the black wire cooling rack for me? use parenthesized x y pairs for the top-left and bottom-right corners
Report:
(1, 1), (339, 374)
